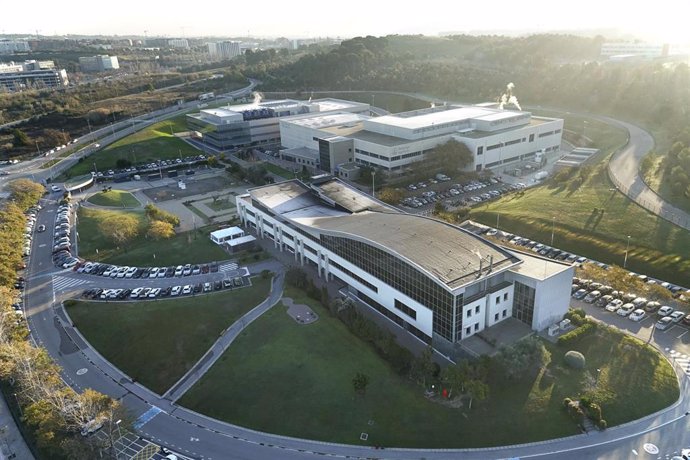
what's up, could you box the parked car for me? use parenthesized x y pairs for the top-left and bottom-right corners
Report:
(170, 286), (182, 296)
(682, 314), (690, 327)
(595, 295), (613, 308)
(605, 299), (624, 313)
(629, 309), (646, 322)
(669, 311), (685, 323)
(644, 301), (661, 313)
(584, 290), (601, 303)
(656, 317), (674, 330)
(573, 289), (588, 300)
(182, 285), (192, 295)
(616, 303), (635, 317)
(657, 306), (674, 317)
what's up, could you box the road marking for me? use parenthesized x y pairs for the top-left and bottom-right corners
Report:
(76, 368), (88, 376)
(133, 406), (163, 429)
(632, 449), (638, 455)
(38, 243), (46, 248)
(218, 262), (239, 272)
(643, 443), (658, 454)
(52, 275), (91, 291)
(678, 330), (688, 339)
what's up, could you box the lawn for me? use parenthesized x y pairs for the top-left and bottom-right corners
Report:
(86, 189), (140, 208)
(62, 117), (199, 178)
(66, 276), (272, 395)
(77, 207), (228, 266)
(262, 162), (294, 179)
(179, 288), (678, 447)
(471, 116), (690, 287)
(205, 198), (235, 212)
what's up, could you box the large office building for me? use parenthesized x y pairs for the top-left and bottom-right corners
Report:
(186, 98), (370, 150)
(0, 40), (31, 53)
(167, 38), (189, 49)
(207, 41), (241, 60)
(237, 178), (573, 354)
(279, 103), (563, 175)
(0, 60), (68, 91)
(600, 42), (669, 58)
(78, 55), (119, 72)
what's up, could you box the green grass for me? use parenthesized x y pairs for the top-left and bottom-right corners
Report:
(205, 199), (235, 212)
(179, 288), (678, 447)
(262, 162), (293, 179)
(77, 207), (228, 266)
(66, 277), (272, 395)
(86, 189), (140, 208)
(62, 118), (199, 178)
(471, 116), (690, 287)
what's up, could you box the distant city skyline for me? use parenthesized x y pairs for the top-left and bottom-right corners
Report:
(3, 0), (688, 43)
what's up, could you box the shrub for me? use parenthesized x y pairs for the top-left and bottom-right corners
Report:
(260, 269), (271, 279)
(558, 322), (596, 344)
(597, 419), (607, 430)
(564, 350), (586, 369)
(587, 403), (602, 422)
(563, 397), (572, 408)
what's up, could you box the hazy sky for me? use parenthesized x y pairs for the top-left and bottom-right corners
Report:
(3, 0), (688, 43)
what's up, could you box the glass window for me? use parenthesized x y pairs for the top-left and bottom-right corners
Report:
(495, 313), (499, 321)
(496, 296), (500, 304)
(475, 305), (480, 313)
(474, 323), (479, 331)
(513, 281), (536, 326)
(504, 293), (508, 301)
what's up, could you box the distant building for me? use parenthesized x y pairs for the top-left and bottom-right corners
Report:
(0, 40), (31, 53)
(167, 38), (189, 49)
(207, 41), (241, 60)
(0, 60), (68, 91)
(186, 98), (369, 150)
(280, 103), (563, 175)
(78, 55), (120, 72)
(600, 42), (669, 58)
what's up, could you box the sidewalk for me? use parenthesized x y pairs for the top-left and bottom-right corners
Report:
(0, 393), (34, 460)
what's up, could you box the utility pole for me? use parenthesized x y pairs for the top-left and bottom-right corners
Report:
(623, 235), (631, 269)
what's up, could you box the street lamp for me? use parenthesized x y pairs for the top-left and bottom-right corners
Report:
(595, 368), (601, 386)
(550, 216), (555, 246)
(496, 212), (500, 230)
(371, 170), (376, 199)
(623, 235), (631, 268)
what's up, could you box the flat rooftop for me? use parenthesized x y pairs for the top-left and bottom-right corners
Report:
(248, 179), (520, 290)
(348, 129), (419, 147)
(284, 112), (367, 130)
(298, 211), (520, 289)
(506, 248), (573, 281)
(367, 106), (524, 131)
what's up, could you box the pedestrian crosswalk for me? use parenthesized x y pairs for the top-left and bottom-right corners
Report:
(219, 262), (239, 272)
(669, 350), (690, 377)
(133, 406), (163, 430)
(52, 275), (91, 291)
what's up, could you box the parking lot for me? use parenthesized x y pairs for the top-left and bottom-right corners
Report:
(399, 175), (526, 212)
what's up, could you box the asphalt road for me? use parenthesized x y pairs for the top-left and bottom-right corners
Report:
(606, 116), (690, 231)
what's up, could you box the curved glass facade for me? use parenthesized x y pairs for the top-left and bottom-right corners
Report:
(320, 234), (456, 341)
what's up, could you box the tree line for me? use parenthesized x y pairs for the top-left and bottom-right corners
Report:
(0, 179), (130, 459)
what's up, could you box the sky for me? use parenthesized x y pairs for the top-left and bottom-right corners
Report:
(3, 0), (689, 43)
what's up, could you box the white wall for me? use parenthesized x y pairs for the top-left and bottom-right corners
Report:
(532, 266), (575, 330)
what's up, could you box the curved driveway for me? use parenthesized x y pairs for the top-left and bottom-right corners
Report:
(605, 116), (690, 230)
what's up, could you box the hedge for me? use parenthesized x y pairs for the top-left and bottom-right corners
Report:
(558, 322), (597, 344)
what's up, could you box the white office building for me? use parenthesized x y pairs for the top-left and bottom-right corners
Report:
(187, 98), (369, 150)
(600, 42), (669, 58)
(168, 39), (189, 49)
(279, 103), (563, 175)
(79, 55), (120, 72)
(0, 60), (68, 91)
(237, 178), (573, 354)
(0, 40), (31, 53)
(208, 41), (241, 60)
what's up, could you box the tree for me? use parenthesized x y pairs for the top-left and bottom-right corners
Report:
(147, 220), (175, 240)
(494, 336), (551, 379)
(7, 179), (45, 211)
(410, 345), (436, 387)
(377, 187), (403, 204)
(352, 372), (370, 394)
(429, 139), (474, 173)
(98, 214), (140, 246)
(464, 378), (489, 409)
(12, 128), (30, 147)
(144, 204), (180, 227)
(43, 128), (70, 147)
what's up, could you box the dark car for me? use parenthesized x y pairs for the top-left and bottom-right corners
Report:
(193, 283), (202, 293)
(118, 289), (131, 299)
(165, 267), (175, 277)
(209, 262), (219, 273)
(201, 264), (209, 274)
(161, 286), (172, 297)
(214, 280), (222, 291)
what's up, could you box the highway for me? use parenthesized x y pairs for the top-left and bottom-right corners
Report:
(14, 90), (690, 459)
